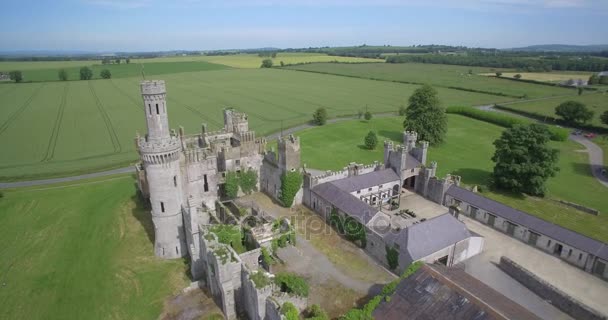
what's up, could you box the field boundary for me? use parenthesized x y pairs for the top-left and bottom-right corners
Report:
(88, 81), (122, 153)
(0, 83), (45, 137)
(281, 67), (526, 99)
(42, 82), (69, 162)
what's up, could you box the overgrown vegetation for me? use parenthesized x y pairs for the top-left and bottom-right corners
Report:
(238, 169), (258, 194)
(250, 271), (271, 288)
(340, 262), (423, 320)
(209, 224), (246, 254)
(282, 302), (300, 320)
(306, 304), (329, 320)
(330, 207), (367, 248)
(280, 171), (302, 207)
(385, 245), (399, 270)
(261, 246), (275, 266)
(274, 272), (309, 297)
(492, 124), (560, 197)
(224, 171), (239, 199)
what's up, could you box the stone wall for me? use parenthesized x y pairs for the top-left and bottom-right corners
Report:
(264, 299), (282, 320)
(241, 268), (273, 320)
(498, 257), (606, 320)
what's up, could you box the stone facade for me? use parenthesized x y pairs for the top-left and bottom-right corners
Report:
(260, 134), (302, 206)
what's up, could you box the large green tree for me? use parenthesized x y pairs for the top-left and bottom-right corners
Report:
(555, 100), (594, 124)
(403, 84), (447, 144)
(9, 70), (22, 83)
(312, 107), (327, 125)
(79, 67), (93, 80)
(364, 131), (378, 150)
(260, 59), (273, 68)
(492, 124), (559, 196)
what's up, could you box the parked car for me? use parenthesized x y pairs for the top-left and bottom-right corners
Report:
(584, 133), (596, 139)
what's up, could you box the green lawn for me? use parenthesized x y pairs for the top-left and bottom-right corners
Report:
(504, 92), (608, 128)
(0, 175), (188, 320)
(0, 68), (508, 180)
(284, 62), (576, 100)
(298, 115), (608, 242)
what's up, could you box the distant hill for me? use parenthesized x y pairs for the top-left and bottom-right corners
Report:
(507, 44), (608, 52)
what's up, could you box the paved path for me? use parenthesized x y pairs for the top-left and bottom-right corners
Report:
(476, 104), (608, 188)
(0, 113), (399, 189)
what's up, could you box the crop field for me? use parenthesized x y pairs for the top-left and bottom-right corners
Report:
(504, 92), (608, 127)
(0, 68), (510, 180)
(480, 72), (592, 83)
(0, 175), (189, 320)
(284, 62), (576, 99)
(297, 115), (608, 242)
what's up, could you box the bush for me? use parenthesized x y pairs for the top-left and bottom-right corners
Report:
(279, 171), (302, 207)
(100, 69), (112, 79)
(313, 107), (328, 125)
(364, 131), (378, 150)
(282, 302), (300, 320)
(385, 245), (399, 270)
(224, 171), (239, 199)
(275, 272), (309, 297)
(514, 73), (522, 79)
(260, 246), (274, 266)
(58, 69), (68, 81)
(210, 224), (245, 253)
(364, 111), (372, 121)
(79, 66), (93, 80)
(261, 59), (273, 68)
(9, 70), (22, 83)
(238, 169), (258, 194)
(306, 304), (328, 320)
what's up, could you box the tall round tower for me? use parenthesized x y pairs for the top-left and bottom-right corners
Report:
(137, 80), (186, 259)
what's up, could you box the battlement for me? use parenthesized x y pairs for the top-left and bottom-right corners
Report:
(279, 134), (299, 146)
(140, 80), (166, 95)
(184, 148), (215, 164)
(137, 135), (181, 154)
(404, 130), (418, 140)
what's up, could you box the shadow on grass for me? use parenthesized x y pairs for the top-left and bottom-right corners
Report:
(378, 130), (403, 143)
(130, 187), (154, 245)
(571, 162), (594, 178)
(450, 168), (492, 187)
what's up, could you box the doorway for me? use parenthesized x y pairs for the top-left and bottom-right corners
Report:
(554, 243), (563, 256)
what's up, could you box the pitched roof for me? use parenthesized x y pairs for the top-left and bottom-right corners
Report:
(446, 185), (608, 261)
(406, 153), (421, 169)
(384, 213), (473, 261)
(312, 182), (379, 224)
(330, 168), (400, 192)
(372, 264), (542, 320)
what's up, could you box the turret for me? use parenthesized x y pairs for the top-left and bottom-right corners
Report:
(141, 80), (170, 142)
(383, 141), (393, 167)
(404, 131), (417, 152)
(137, 80), (186, 260)
(278, 134), (300, 173)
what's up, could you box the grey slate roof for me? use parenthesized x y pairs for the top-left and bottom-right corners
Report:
(312, 182), (379, 224)
(330, 168), (400, 192)
(598, 71), (608, 76)
(384, 213), (473, 262)
(372, 264), (542, 320)
(406, 153), (421, 169)
(446, 185), (608, 261)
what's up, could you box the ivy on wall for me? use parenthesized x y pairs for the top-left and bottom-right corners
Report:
(280, 171), (302, 207)
(386, 245), (399, 270)
(224, 171), (239, 199)
(330, 207), (367, 248)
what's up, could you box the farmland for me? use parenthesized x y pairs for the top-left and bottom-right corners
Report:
(284, 62), (576, 99)
(297, 115), (608, 243)
(503, 92), (608, 127)
(0, 68), (510, 180)
(480, 72), (592, 83)
(0, 175), (189, 320)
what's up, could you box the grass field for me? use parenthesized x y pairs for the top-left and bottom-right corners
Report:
(504, 92), (608, 127)
(0, 175), (189, 320)
(177, 52), (384, 68)
(298, 115), (608, 242)
(480, 72), (592, 83)
(284, 62), (576, 99)
(0, 68), (510, 180)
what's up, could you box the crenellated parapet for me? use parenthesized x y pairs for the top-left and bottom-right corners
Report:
(140, 80), (166, 95)
(137, 135), (181, 154)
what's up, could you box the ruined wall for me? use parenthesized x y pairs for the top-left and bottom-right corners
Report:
(241, 268), (273, 320)
(264, 299), (282, 320)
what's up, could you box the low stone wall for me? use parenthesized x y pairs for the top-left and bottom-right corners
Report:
(552, 199), (599, 216)
(498, 256), (606, 320)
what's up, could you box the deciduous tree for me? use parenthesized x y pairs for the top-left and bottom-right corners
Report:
(100, 69), (112, 79)
(492, 124), (559, 196)
(260, 59), (273, 68)
(403, 84), (447, 144)
(364, 111), (372, 121)
(364, 131), (378, 150)
(79, 67), (93, 80)
(312, 107), (327, 125)
(555, 100), (594, 124)
(9, 70), (22, 83)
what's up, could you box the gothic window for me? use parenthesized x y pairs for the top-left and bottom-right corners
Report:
(161, 201), (165, 213)
(173, 176), (177, 187)
(148, 104), (152, 114)
(203, 174), (209, 192)
(579, 253), (583, 261)
(156, 103), (159, 115)
(176, 246), (179, 255)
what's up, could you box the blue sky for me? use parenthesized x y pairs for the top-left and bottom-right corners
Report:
(1, 0), (606, 51)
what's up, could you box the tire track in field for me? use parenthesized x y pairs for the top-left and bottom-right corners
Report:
(108, 79), (144, 111)
(88, 81), (122, 153)
(166, 96), (224, 127)
(41, 83), (69, 162)
(0, 83), (46, 137)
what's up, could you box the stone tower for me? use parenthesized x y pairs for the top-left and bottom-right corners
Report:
(137, 80), (187, 259)
(278, 134), (300, 173)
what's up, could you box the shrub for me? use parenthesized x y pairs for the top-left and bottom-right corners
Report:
(306, 304), (328, 320)
(364, 131), (378, 150)
(238, 169), (258, 194)
(364, 111), (372, 121)
(224, 171), (239, 199)
(275, 272), (309, 297)
(210, 224), (245, 253)
(250, 271), (270, 288)
(279, 171), (302, 207)
(386, 245), (399, 270)
(100, 69), (111, 79)
(9, 70), (23, 83)
(343, 216), (366, 248)
(282, 302), (300, 320)
(261, 59), (273, 68)
(271, 239), (279, 254)
(313, 107), (328, 125)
